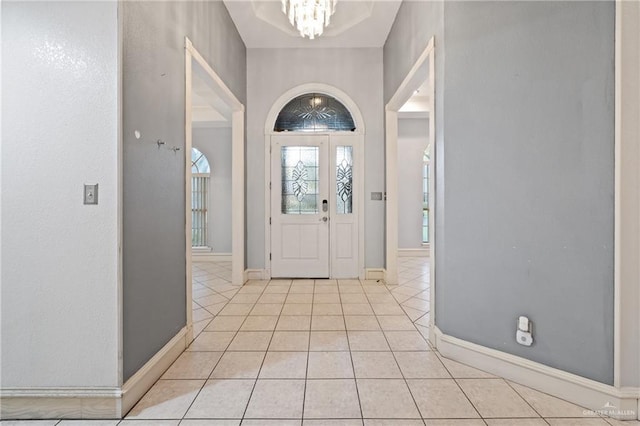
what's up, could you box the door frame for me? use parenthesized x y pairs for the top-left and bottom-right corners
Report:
(264, 83), (365, 279)
(185, 38), (245, 342)
(385, 37), (435, 337)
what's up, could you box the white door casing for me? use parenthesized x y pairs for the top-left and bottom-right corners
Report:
(269, 133), (362, 278)
(265, 84), (365, 279)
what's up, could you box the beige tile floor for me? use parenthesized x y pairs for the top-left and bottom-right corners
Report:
(4, 258), (638, 426)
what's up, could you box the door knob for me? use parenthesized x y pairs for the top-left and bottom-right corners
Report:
(320, 217), (328, 222)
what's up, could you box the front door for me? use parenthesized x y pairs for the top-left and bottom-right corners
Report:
(271, 135), (330, 278)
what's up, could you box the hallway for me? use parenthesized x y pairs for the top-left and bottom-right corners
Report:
(5, 258), (631, 426)
(3, 259), (632, 425)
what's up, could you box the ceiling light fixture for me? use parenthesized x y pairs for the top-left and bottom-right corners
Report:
(281, 0), (337, 40)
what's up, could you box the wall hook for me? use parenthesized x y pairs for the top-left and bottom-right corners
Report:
(157, 139), (165, 148)
(170, 146), (181, 153)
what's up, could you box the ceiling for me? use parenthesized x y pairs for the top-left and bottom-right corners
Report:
(191, 71), (232, 128)
(399, 78), (430, 118)
(223, 0), (402, 48)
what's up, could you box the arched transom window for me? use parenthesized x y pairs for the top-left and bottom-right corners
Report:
(274, 93), (356, 132)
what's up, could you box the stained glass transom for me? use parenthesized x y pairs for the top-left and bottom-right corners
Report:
(274, 93), (356, 132)
(336, 146), (353, 214)
(281, 146), (320, 214)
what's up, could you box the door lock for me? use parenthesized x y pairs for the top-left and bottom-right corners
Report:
(322, 199), (328, 212)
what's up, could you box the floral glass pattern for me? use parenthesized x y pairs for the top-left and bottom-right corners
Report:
(281, 146), (320, 214)
(336, 146), (353, 214)
(274, 93), (356, 132)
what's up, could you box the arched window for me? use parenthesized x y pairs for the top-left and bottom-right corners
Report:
(191, 147), (210, 247)
(274, 93), (356, 132)
(191, 147), (211, 174)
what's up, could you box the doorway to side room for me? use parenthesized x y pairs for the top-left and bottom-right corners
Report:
(385, 37), (435, 341)
(185, 38), (245, 342)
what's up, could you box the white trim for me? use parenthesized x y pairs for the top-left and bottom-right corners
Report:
(263, 83), (366, 136)
(116, 0), (124, 388)
(385, 38), (436, 331)
(185, 38), (247, 344)
(264, 83), (366, 280)
(614, 0), (640, 390)
(398, 248), (429, 257)
(192, 252), (232, 262)
(185, 37), (245, 286)
(185, 38), (194, 343)
(365, 268), (386, 281)
(121, 326), (188, 416)
(434, 327), (640, 420)
(0, 328), (188, 420)
(0, 389), (122, 420)
(245, 269), (268, 281)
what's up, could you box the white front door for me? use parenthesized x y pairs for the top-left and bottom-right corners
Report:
(271, 135), (330, 278)
(270, 134), (360, 278)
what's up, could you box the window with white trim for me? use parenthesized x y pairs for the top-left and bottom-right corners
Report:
(191, 147), (210, 247)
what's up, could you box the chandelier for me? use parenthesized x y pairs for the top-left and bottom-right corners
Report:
(281, 0), (337, 40)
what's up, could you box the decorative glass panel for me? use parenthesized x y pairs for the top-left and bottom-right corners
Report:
(191, 147), (210, 174)
(336, 146), (353, 214)
(281, 146), (320, 214)
(274, 93), (356, 132)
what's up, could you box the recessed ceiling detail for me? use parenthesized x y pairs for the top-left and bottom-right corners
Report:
(253, 1), (372, 38)
(223, 0), (401, 48)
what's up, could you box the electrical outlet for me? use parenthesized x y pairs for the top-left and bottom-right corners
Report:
(516, 316), (533, 346)
(84, 184), (99, 205)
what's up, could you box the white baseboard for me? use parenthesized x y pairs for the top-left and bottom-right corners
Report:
(121, 326), (188, 415)
(245, 269), (268, 281)
(434, 327), (640, 420)
(0, 387), (122, 420)
(365, 268), (386, 281)
(398, 248), (430, 257)
(0, 327), (189, 420)
(192, 252), (232, 262)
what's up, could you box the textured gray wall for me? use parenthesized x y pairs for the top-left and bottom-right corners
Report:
(398, 118), (429, 249)
(193, 127), (233, 253)
(436, 1), (614, 384)
(385, 0), (615, 385)
(122, 1), (246, 381)
(246, 48), (384, 269)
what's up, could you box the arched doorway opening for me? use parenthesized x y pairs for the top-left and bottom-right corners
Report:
(264, 84), (365, 279)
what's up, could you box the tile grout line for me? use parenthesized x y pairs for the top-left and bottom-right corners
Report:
(338, 278), (365, 422)
(238, 278), (286, 422)
(369, 284), (425, 424)
(504, 379), (552, 425)
(182, 272), (269, 422)
(300, 278), (316, 424)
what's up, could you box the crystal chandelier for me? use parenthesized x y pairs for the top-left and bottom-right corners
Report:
(281, 0), (337, 40)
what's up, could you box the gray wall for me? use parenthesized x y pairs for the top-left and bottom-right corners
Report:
(386, 1), (614, 384)
(246, 48), (385, 269)
(193, 127), (233, 253)
(122, 1), (246, 380)
(398, 118), (429, 249)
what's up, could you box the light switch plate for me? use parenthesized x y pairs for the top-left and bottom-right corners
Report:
(84, 184), (99, 205)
